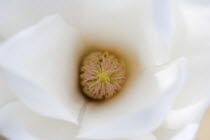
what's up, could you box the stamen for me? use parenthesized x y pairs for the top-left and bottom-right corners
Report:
(80, 51), (126, 100)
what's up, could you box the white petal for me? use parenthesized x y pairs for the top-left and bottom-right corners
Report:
(101, 133), (157, 140)
(0, 78), (15, 108)
(0, 102), (79, 140)
(0, 103), (38, 140)
(77, 58), (187, 139)
(0, 102), (155, 140)
(0, 0), (82, 39)
(0, 15), (85, 124)
(172, 2), (210, 108)
(152, 0), (177, 45)
(79, 0), (170, 67)
(170, 124), (199, 140)
(176, 54), (210, 108)
(153, 99), (209, 140)
(0, 40), (15, 108)
(153, 0), (186, 58)
(181, 0), (210, 5)
(154, 123), (199, 140)
(173, 1), (210, 57)
(165, 99), (209, 129)
(126, 133), (157, 140)
(0, 0), (170, 68)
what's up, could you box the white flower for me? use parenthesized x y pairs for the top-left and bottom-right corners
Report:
(0, 0), (209, 140)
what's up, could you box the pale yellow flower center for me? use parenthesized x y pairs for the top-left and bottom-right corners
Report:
(80, 51), (126, 100)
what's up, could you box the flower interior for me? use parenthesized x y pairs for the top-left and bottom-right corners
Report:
(80, 51), (126, 100)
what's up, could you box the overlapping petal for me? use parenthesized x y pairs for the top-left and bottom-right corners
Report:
(172, 0), (210, 108)
(78, 58), (187, 139)
(154, 99), (209, 140)
(0, 15), (85, 124)
(0, 102), (79, 140)
(166, 99), (209, 130)
(79, 0), (170, 67)
(0, 0), (173, 68)
(0, 101), (158, 140)
(154, 123), (199, 140)
(0, 0), (82, 39)
(152, 1), (210, 140)
(0, 0), (208, 140)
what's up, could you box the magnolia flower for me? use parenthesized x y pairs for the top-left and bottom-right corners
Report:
(0, 0), (210, 140)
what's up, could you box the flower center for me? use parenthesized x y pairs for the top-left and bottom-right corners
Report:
(80, 51), (126, 100)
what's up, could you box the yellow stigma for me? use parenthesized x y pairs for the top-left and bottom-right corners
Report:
(98, 70), (110, 83)
(80, 51), (126, 100)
